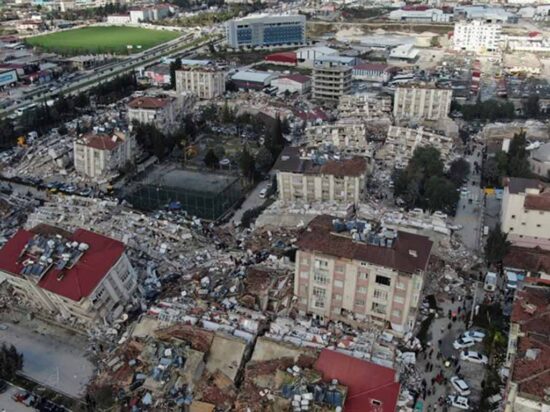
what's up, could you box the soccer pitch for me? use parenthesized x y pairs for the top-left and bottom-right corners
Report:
(26, 26), (180, 55)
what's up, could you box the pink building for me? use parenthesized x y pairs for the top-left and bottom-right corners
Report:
(295, 215), (433, 334)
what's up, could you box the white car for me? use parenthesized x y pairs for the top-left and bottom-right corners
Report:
(460, 351), (488, 364)
(447, 395), (470, 410)
(453, 336), (476, 350)
(460, 188), (470, 197)
(450, 376), (471, 396)
(258, 188), (267, 199)
(462, 330), (485, 342)
(0, 324), (7, 330)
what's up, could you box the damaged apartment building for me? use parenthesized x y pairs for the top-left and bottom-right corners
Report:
(379, 125), (455, 169)
(294, 215), (433, 335)
(273, 147), (368, 204)
(304, 119), (373, 159)
(0, 224), (138, 325)
(337, 94), (392, 119)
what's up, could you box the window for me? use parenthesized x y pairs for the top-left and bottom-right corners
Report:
(300, 271), (309, 279)
(334, 280), (344, 288)
(396, 281), (406, 290)
(334, 294), (342, 301)
(301, 256), (309, 265)
(372, 302), (387, 314)
(313, 287), (326, 309)
(511, 215), (516, 219)
(359, 272), (368, 281)
(335, 264), (345, 273)
(394, 295), (405, 304)
(357, 286), (368, 294)
(375, 275), (391, 286)
(360, 261), (369, 268)
(392, 309), (402, 318)
(314, 271), (329, 285)
(373, 289), (388, 301)
(537, 224), (541, 228)
(355, 299), (365, 306)
(315, 259), (329, 269)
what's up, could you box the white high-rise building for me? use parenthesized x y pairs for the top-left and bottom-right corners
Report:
(393, 85), (452, 121)
(453, 20), (502, 53)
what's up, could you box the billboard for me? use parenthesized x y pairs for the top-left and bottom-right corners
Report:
(0, 69), (17, 87)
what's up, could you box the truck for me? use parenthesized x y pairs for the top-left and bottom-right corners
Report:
(484, 272), (497, 292)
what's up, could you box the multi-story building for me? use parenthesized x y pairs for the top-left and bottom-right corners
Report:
(504, 282), (550, 412)
(175, 65), (226, 99)
(305, 119), (371, 157)
(312, 61), (352, 102)
(294, 215), (433, 334)
(338, 94), (392, 119)
(0, 225), (138, 325)
(501, 177), (550, 250)
(273, 147), (368, 204)
(128, 96), (178, 131)
(225, 14), (306, 48)
(529, 142), (550, 178)
(352, 63), (394, 83)
(453, 20), (502, 53)
(74, 132), (135, 178)
(393, 84), (452, 121)
(381, 126), (454, 168)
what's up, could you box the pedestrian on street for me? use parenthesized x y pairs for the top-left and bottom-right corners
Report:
(456, 365), (461, 374)
(430, 363), (434, 372)
(438, 339), (442, 346)
(458, 306), (461, 314)
(431, 377), (435, 385)
(429, 349), (434, 357)
(451, 296), (455, 304)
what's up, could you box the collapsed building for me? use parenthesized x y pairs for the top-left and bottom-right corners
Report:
(378, 125), (454, 169)
(337, 94), (392, 119)
(304, 119), (373, 158)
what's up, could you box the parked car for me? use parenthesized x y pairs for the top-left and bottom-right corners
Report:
(450, 376), (471, 396)
(460, 350), (488, 364)
(453, 336), (476, 350)
(0, 323), (8, 330)
(12, 390), (29, 402)
(462, 330), (485, 342)
(0, 380), (8, 393)
(258, 188), (267, 199)
(447, 394), (469, 410)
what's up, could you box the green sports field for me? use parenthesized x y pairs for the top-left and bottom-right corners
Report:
(26, 26), (180, 55)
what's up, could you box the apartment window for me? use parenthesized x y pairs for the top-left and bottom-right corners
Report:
(372, 302), (387, 314)
(396, 281), (406, 290)
(314, 271), (329, 285)
(355, 299), (365, 307)
(360, 261), (369, 268)
(315, 259), (329, 269)
(392, 309), (402, 318)
(357, 286), (368, 294)
(313, 287), (326, 309)
(522, 222), (526, 226)
(334, 280), (344, 288)
(375, 275), (391, 286)
(394, 295), (405, 304)
(300, 271), (309, 279)
(359, 272), (368, 281)
(373, 289), (388, 301)
(334, 293), (342, 301)
(537, 224), (541, 228)
(301, 256), (309, 265)
(335, 264), (345, 273)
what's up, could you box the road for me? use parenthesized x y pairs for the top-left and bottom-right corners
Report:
(231, 180), (271, 226)
(0, 323), (94, 398)
(453, 144), (484, 251)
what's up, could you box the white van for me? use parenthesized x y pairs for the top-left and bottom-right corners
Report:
(484, 272), (497, 292)
(506, 272), (518, 290)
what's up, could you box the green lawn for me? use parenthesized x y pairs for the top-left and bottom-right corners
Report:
(26, 26), (180, 55)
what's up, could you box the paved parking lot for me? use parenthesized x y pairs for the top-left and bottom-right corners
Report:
(0, 384), (34, 412)
(0, 323), (94, 398)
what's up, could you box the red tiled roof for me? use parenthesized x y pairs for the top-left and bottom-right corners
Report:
(265, 52), (297, 64)
(297, 215), (432, 274)
(0, 228), (125, 302)
(315, 349), (400, 412)
(278, 74), (310, 84)
(524, 191), (550, 212)
(504, 246), (550, 275)
(128, 96), (170, 110)
(81, 133), (122, 151)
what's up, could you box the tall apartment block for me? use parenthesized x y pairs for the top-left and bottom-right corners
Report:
(295, 215), (433, 334)
(175, 66), (226, 99)
(393, 84), (452, 121)
(312, 61), (352, 102)
(453, 20), (502, 53)
(225, 14), (306, 48)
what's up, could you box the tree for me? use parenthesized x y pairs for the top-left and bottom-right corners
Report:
(239, 146), (255, 181)
(524, 94), (540, 118)
(221, 101), (234, 123)
(485, 226), (510, 265)
(424, 175), (459, 213)
(507, 131), (531, 178)
(0, 344), (23, 380)
(169, 57), (181, 89)
(448, 158), (471, 187)
(213, 145), (225, 160)
(204, 149), (219, 169)
(408, 146), (444, 179)
(255, 146), (273, 173)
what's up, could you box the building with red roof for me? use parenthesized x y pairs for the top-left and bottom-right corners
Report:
(315, 349), (400, 412)
(505, 283), (550, 411)
(128, 96), (178, 132)
(271, 74), (311, 94)
(74, 131), (135, 179)
(0, 225), (137, 325)
(264, 51), (297, 66)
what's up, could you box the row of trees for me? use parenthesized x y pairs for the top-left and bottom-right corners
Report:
(483, 131), (531, 186)
(0, 344), (23, 380)
(393, 146), (470, 215)
(454, 99), (516, 122)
